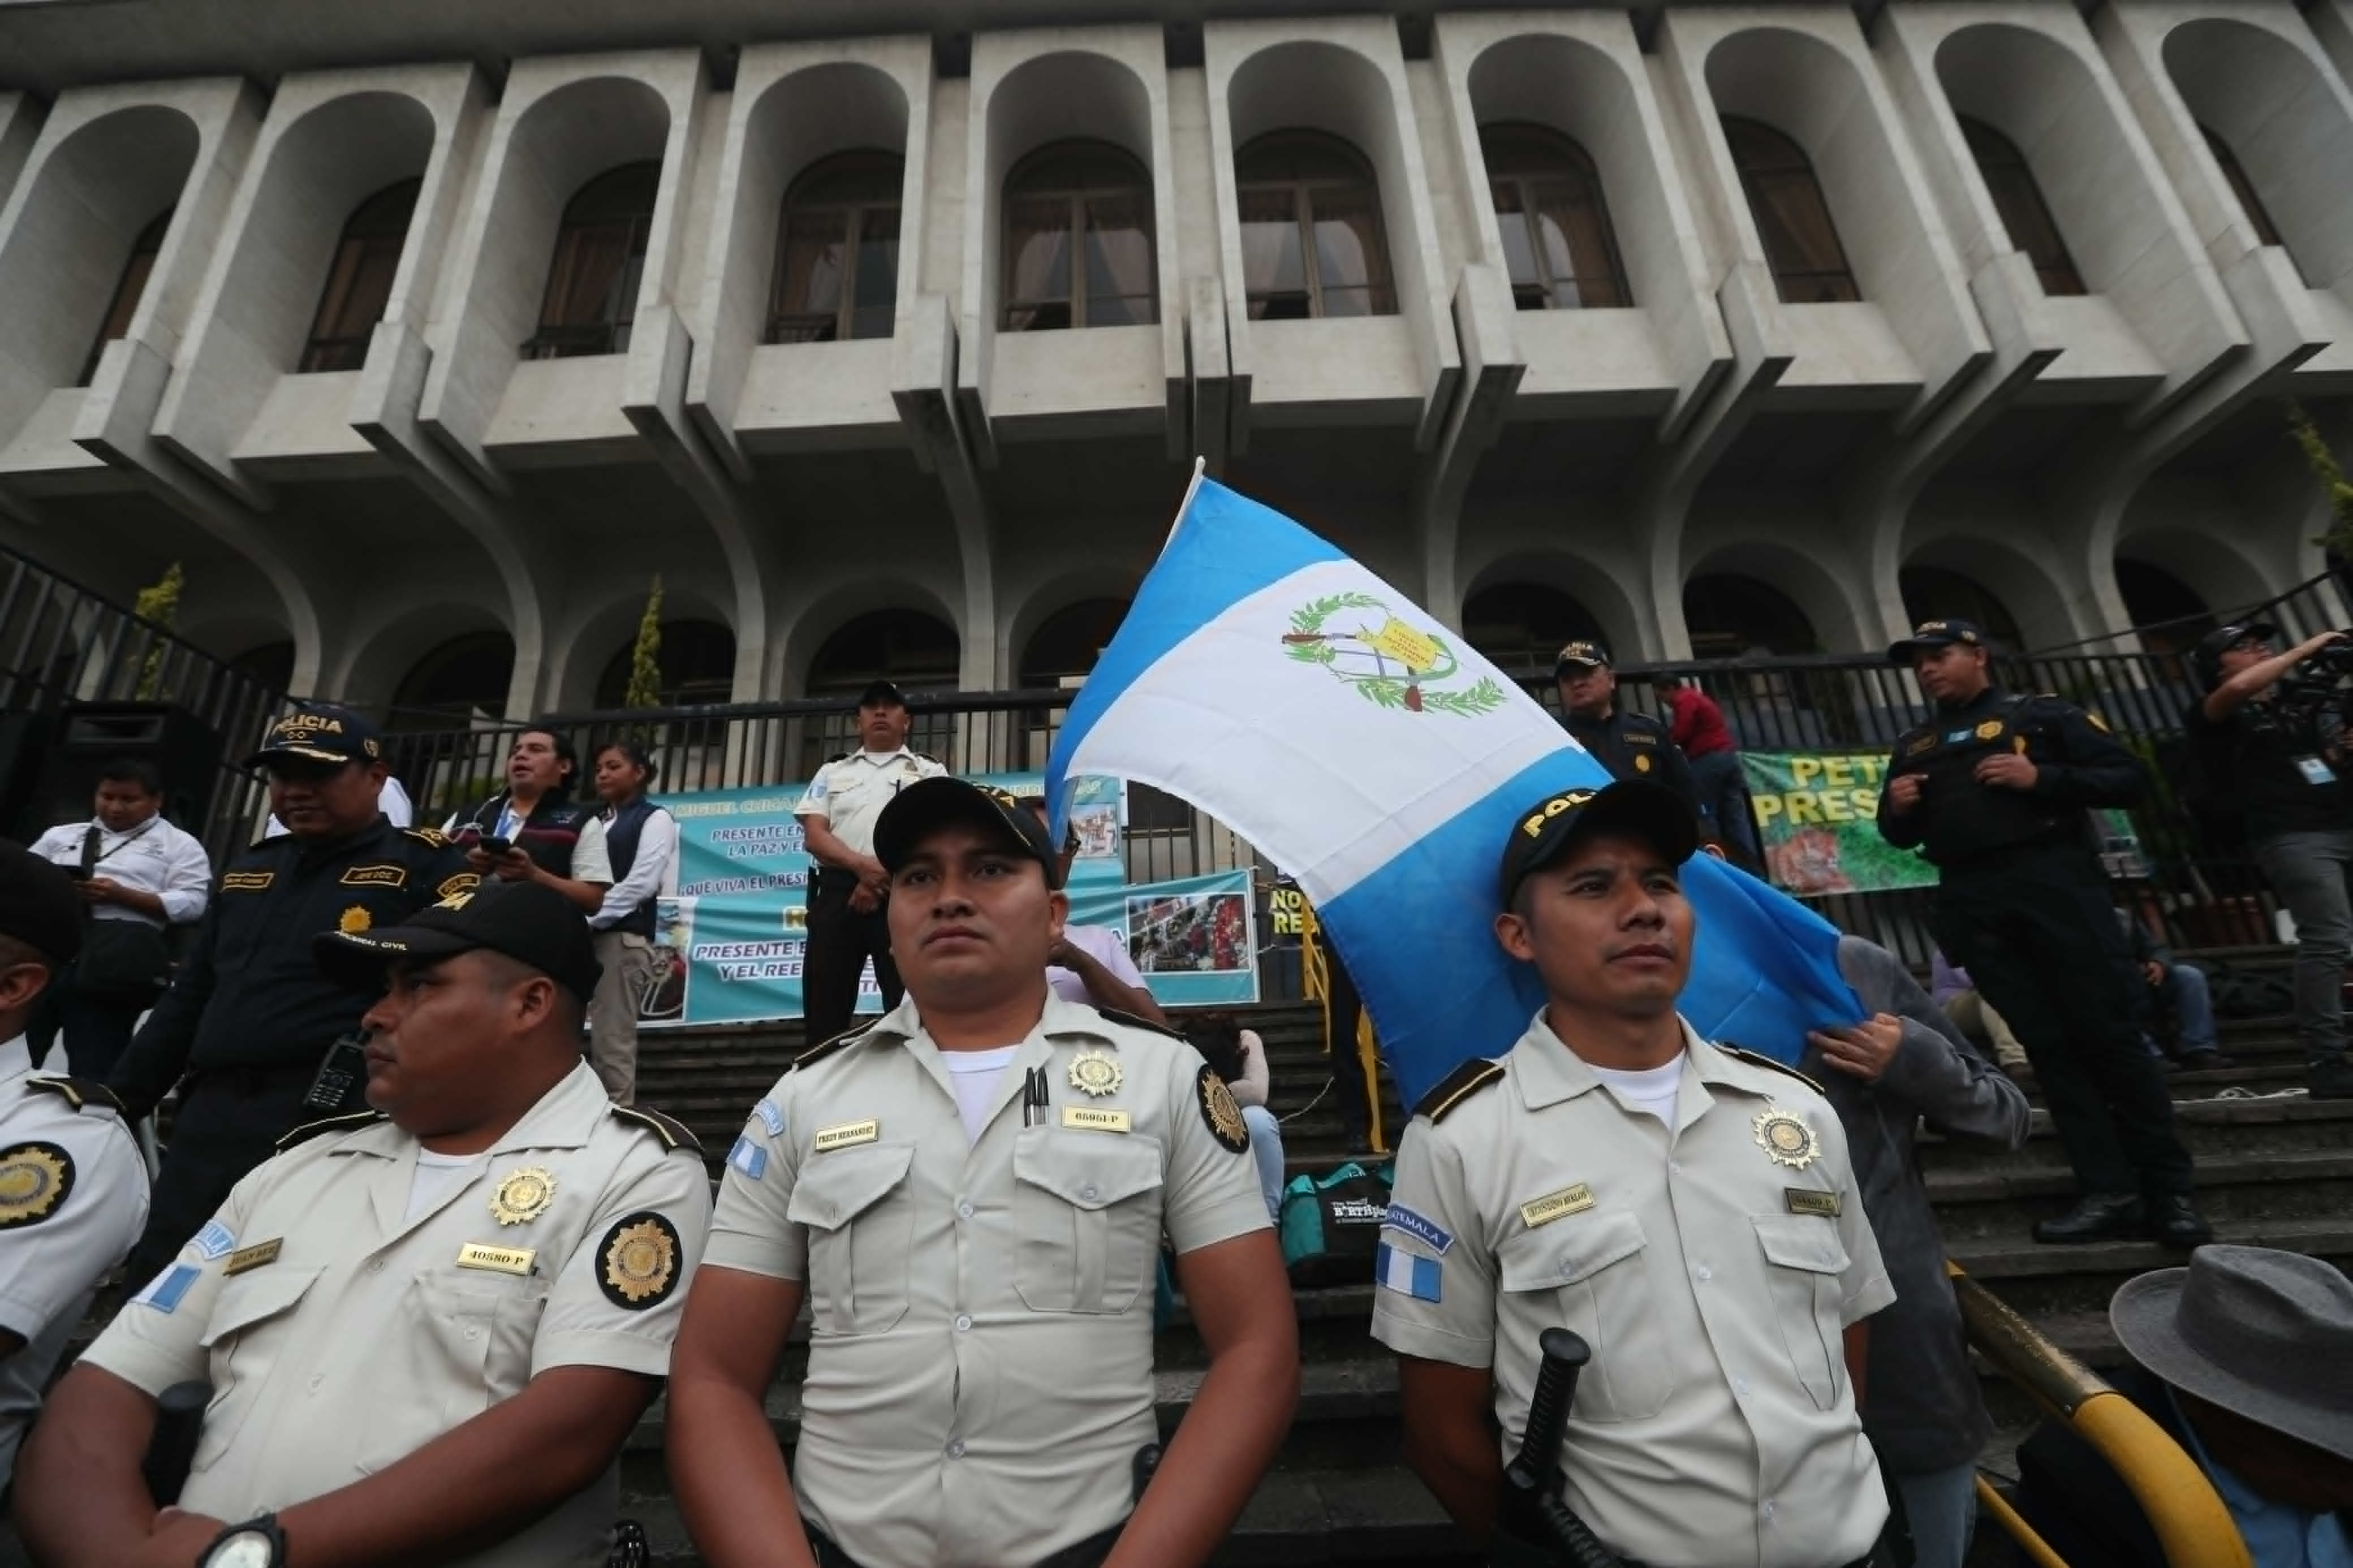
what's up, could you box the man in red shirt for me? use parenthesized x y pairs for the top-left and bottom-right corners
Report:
(1657, 675), (1759, 862)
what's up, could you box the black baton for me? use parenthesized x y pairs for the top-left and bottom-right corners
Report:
(1491, 1329), (1640, 1568)
(141, 1380), (211, 1506)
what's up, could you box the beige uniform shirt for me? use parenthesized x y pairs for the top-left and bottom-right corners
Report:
(1371, 1015), (1895, 1568)
(707, 992), (1272, 1567)
(85, 1064), (710, 1567)
(795, 748), (948, 858)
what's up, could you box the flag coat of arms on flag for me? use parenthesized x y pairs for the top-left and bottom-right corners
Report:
(1045, 470), (1861, 1109)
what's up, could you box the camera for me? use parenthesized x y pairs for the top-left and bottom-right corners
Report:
(2268, 634), (2353, 754)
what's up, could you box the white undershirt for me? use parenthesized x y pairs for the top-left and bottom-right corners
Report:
(1589, 1057), (1685, 1128)
(942, 1046), (1022, 1143)
(405, 1148), (485, 1224)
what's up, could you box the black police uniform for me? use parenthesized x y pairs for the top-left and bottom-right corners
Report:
(1564, 707), (1701, 818)
(1877, 684), (2195, 1217)
(108, 816), (476, 1281)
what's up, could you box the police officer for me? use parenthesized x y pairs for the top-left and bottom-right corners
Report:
(670, 776), (1298, 1568)
(0, 844), (148, 1494)
(1875, 619), (2207, 1247)
(794, 680), (947, 1044)
(1373, 781), (1894, 1568)
(107, 705), (480, 1284)
(19, 879), (711, 1568)
(1553, 641), (1701, 817)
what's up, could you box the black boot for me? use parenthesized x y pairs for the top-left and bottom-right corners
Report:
(2147, 1193), (2214, 1250)
(2032, 1193), (2144, 1245)
(2309, 1057), (2353, 1101)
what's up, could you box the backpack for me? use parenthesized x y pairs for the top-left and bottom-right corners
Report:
(1277, 1160), (1394, 1287)
(2207, 963), (2292, 1021)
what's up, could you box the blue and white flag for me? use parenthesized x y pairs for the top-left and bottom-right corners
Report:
(1045, 473), (1861, 1109)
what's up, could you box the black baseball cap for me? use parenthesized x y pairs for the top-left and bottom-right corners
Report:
(856, 680), (908, 709)
(1554, 640), (1611, 673)
(244, 703), (385, 770)
(874, 776), (1063, 889)
(1887, 619), (1989, 664)
(1497, 780), (1699, 905)
(0, 841), (83, 966)
(2192, 620), (2279, 684)
(312, 879), (602, 1003)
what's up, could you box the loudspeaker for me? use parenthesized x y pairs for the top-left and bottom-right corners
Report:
(25, 702), (224, 840)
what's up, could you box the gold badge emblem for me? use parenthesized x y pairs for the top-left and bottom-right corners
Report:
(598, 1212), (680, 1310)
(0, 1142), (73, 1229)
(490, 1166), (557, 1225)
(1974, 720), (2003, 741)
(1196, 1064), (1249, 1152)
(338, 905), (372, 934)
(1068, 1048), (1123, 1098)
(1753, 1107), (1821, 1169)
(1634, 753), (1653, 773)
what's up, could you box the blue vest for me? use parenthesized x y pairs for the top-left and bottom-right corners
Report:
(601, 796), (661, 937)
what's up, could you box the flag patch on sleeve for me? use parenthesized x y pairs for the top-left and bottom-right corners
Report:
(727, 1136), (768, 1180)
(1374, 1241), (1442, 1303)
(191, 1220), (236, 1260)
(132, 1263), (202, 1315)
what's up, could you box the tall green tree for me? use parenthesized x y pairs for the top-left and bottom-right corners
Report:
(132, 560), (184, 700)
(624, 576), (664, 710)
(2288, 400), (2353, 560)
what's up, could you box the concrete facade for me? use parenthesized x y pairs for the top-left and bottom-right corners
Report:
(1, 0), (2349, 723)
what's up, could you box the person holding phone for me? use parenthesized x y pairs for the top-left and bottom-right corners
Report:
(444, 727), (613, 917)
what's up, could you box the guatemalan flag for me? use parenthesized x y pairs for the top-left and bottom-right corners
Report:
(1044, 471), (1863, 1111)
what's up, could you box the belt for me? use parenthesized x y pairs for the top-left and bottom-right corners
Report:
(804, 1521), (1122, 1568)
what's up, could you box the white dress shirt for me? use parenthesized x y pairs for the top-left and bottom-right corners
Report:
(592, 806), (680, 930)
(27, 814), (212, 928)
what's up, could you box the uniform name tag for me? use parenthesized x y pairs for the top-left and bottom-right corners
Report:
(1786, 1188), (1841, 1218)
(222, 872), (274, 891)
(224, 1238), (283, 1275)
(813, 1118), (879, 1152)
(456, 1243), (536, 1275)
(1519, 1184), (1596, 1228)
(341, 863), (408, 888)
(1062, 1106), (1132, 1133)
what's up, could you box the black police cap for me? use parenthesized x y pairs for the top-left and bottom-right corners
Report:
(873, 776), (1064, 890)
(244, 703), (385, 770)
(0, 841), (83, 966)
(856, 679), (909, 710)
(312, 879), (602, 1003)
(1498, 780), (1699, 905)
(1886, 618), (1989, 666)
(1553, 640), (1612, 673)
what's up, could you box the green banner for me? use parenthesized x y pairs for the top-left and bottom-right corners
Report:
(1738, 751), (1934, 894)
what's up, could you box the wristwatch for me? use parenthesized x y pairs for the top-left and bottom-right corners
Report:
(197, 1515), (285, 1568)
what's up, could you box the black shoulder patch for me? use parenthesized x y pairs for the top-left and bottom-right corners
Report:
(824, 752), (850, 765)
(913, 750), (944, 766)
(24, 1076), (127, 1117)
(611, 1103), (701, 1154)
(403, 827), (454, 849)
(789, 1023), (873, 1072)
(1414, 1059), (1505, 1124)
(1715, 1043), (1826, 1098)
(274, 1109), (388, 1151)
(1089, 1007), (1188, 1043)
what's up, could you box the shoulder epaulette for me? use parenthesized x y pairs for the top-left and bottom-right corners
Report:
(1414, 1058), (1505, 1124)
(403, 826), (454, 848)
(824, 752), (850, 765)
(275, 1109), (387, 1151)
(1089, 1007), (1188, 1042)
(611, 1103), (701, 1154)
(1715, 1043), (1825, 1097)
(789, 1022), (874, 1072)
(24, 1075), (126, 1117)
(914, 750), (943, 765)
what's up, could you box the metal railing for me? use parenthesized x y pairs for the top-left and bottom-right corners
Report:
(1951, 1265), (2252, 1568)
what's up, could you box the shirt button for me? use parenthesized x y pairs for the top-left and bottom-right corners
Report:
(1669, 1160), (1683, 1174)
(1733, 1375), (1751, 1396)
(1760, 1500), (1777, 1519)
(367, 1258), (385, 1273)
(307, 1373), (324, 1392)
(954, 1314), (973, 1333)
(946, 1439), (966, 1459)
(956, 1202), (975, 1220)
(1080, 1186), (1098, 1202)
(1695, 1266), (1713, 1282)
(464, 1325), (481, 1340)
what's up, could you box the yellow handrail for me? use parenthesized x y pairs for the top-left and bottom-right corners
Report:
(1947, 1264), (2252, 1568)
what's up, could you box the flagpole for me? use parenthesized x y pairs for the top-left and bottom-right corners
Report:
(1162, 455), (1208, 551)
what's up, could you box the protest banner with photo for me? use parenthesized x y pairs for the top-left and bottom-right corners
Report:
(1093, 870), (1259, 1007)
(629, 771), (1253, 1026)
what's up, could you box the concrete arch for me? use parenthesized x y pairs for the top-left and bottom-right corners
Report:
(1002, 563), (1143, 686)
(1461, 547), (1645, 666)
(2162, 15), (2353, 291)
(327, 589), (514, 718)
(1898, 532), (2078, 653)
(775, 577), (963, 701)
(1684, 536), (1868, 656)
(545, 577), (736, 712)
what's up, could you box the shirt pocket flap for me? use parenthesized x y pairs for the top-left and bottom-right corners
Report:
(786, 1142), (915, 1232)
(1752, 1213), (1850, 1275)
(1499, 1211), (1646, 1292)
(1013, 1136), (1164, 1211)
(197, 1265), (323, 1349)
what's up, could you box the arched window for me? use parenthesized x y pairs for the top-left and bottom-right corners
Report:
(1959, 120), (2082, 297)
(1899, 565), (2023, 650)
(1002, 141), (1156, 332)
(80, 207), (174, 386)
(594, 619), (737, 709)
(769, 151), (903, 344)
(1462, 582), (1605, 672)
(301, 178), (422, 372)
(2201, 125), (2298, 282)
(1683, 573), (1820, 659)
(1019, 598), (1131, 688)
(229, 641), (297, 694)
(1235, 131), (1395, 320)
(1480, 124), (1631, 311)
(1722, 118), (1859, 304)
(390, 631), (515, 730)
(525, 161), (661, 360)
(2114, 558), (2215, 657)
